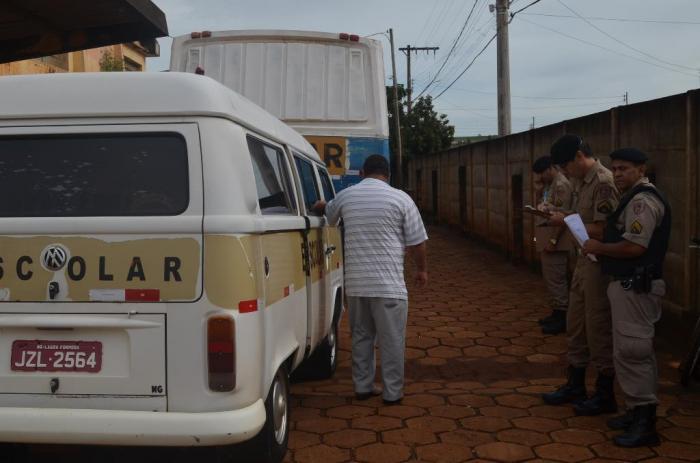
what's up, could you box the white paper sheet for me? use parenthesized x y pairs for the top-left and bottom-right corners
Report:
(564, 214), (598, 262)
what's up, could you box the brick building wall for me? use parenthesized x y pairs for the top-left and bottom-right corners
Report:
(407, 89), (700, 319)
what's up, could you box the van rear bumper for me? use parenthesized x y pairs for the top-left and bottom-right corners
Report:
(0, 399), (266, 446)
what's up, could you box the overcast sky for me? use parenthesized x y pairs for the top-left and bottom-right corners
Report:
(147, 0), (700, 136)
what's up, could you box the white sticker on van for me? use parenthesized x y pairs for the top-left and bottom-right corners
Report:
(89, 289), (126, 302)
(0, 288), (9, 301)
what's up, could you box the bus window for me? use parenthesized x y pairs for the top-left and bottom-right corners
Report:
(247, 136), (297, 214)
(295, 157), (321, 215)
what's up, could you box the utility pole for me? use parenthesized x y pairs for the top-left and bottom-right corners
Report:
(399, 45), (439, 113)
(624, 91), (629, 105)
(389, 28), (404, 189)
(495, 0), (511, 136)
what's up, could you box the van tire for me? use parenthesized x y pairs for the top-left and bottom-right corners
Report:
(311, 319), (339, 379)
(251, 366), (290, 463)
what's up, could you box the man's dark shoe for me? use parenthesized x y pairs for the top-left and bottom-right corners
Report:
(608, 409), (634, 430)
(614, 404), (660, 448)
(542, 311), (566, 335)
(574, 373), (618, 416)
(538, 309), (558, 325)
(382, 397), (402, 406)
(355, 387), (382, 401)
(542, 365), (587, 405)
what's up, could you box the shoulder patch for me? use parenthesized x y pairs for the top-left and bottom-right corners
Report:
(598, 184), (614, 200)
(630, 220), (643, 235)
(597, 200), (614, 214)
(632, 200), (646, 215)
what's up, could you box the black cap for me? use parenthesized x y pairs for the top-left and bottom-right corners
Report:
(609, 148), (648, 164)
(532, 156), (551, 174)
(550, 134), (583, 165)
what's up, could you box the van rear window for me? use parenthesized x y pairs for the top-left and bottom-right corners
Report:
(0, 133), (189, 217)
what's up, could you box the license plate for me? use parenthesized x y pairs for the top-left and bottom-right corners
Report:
(11, 340), (102, 373)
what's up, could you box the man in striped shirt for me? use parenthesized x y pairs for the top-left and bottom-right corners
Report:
(314, 155), (428, 404)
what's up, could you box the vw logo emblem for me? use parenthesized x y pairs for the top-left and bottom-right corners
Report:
(41, 245), (68, 271)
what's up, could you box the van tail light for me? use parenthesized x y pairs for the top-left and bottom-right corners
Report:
(349, 34), (360, 42)
(191, 31), (202, 39)
(201, 30), (212, 38)
(339, 33), (349, 40)
(207, 315), (236, 391)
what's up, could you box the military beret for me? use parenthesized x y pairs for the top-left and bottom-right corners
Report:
(550, 134), (583, 165)
(609, 148), (648, 164)
(532, 156), (551, 173)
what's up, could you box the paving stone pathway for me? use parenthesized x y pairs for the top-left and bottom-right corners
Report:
(285, 226), (700, 463)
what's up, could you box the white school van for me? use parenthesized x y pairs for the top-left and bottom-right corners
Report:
(0, 72), (343, 462)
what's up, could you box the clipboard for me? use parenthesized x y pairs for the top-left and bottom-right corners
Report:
(523, 205), (552, 219)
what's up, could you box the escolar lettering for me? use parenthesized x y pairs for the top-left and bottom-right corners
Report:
(0, 256), (183, 283)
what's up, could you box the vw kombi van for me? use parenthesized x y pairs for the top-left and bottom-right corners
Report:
(0, 72), (343, 462)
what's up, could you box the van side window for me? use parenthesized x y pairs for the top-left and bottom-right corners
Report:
(247, 136), (297, 214)
(318, 168), (335, 201)
(294, 157), (321, 215)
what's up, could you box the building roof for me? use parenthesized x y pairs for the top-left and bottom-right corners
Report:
(0, 0), (167, 64)
(0, 72), (319, 161)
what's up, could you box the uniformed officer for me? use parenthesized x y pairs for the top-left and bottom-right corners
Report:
(532, 156), (573, 335)
(583, 148), (670, 448)
(542, 134), (620, 416)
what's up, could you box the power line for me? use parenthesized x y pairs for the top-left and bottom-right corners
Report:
(434, 32), (498, 100)
(518, 17), (699, 78)
(447, 87), (623, 100)
(557, 0), (698, 72)
(509, 0), (543, 22)
(416, 0), (481, 98)
(439, 100), (622, 110)
(521, 12), (700, 26)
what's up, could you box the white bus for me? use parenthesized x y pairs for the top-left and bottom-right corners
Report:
(170, 29), (390, 191)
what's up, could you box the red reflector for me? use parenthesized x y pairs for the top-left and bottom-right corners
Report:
(284, 286), (290, 297)
(339, 33), (349, 40)
(208, 341), (233, 353)
(191, 31), (202, 39)
(202, 30), (212, 38)
(125, 289), (159, 302)
(195, 66), (205, 75)
(238, 299), (258, 313)
(349, 34), (360, 42)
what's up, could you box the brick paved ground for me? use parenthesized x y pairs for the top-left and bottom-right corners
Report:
(285, 226), (700, 463)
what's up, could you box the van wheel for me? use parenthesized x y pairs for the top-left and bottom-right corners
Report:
(252, 366), (290, 463)
(313, 320), (339, 379)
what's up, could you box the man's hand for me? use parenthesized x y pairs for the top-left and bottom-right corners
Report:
(583, 238), (603, 256)
(414, 271), (428, 288)
(312, 200), (327, 214)
(548, 211), (566, 227)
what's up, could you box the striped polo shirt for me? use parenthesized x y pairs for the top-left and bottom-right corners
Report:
(325, 178), (428, 300)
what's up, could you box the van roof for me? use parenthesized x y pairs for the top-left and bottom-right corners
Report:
(0, 72), (320, 162)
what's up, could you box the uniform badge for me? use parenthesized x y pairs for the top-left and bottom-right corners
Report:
(632, 200), (646, 215)
(597, 200), (613, 214)
(598, 184), (613, 200)
(630, 220), (643, 234)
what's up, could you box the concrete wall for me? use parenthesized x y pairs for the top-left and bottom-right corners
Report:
(407, 89), (700, 317)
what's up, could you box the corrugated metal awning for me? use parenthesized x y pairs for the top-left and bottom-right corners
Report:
(0, 0), (168, 64)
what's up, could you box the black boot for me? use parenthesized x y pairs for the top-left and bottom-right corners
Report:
(607, 409), (634, 430)
(542, 310), (566, 335)
(542, 366), (587, 405)
(574, 373), (618, 416)
(614, 404), (660, 448)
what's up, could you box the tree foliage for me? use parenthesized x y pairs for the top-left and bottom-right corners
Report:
(99, 50), (124, 72)
(386, 86), (455, 161)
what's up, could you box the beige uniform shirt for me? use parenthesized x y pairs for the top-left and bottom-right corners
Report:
(615, 178), (665, 248)
(571, 160), (619, 225)
(549, 171), (573, 211)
